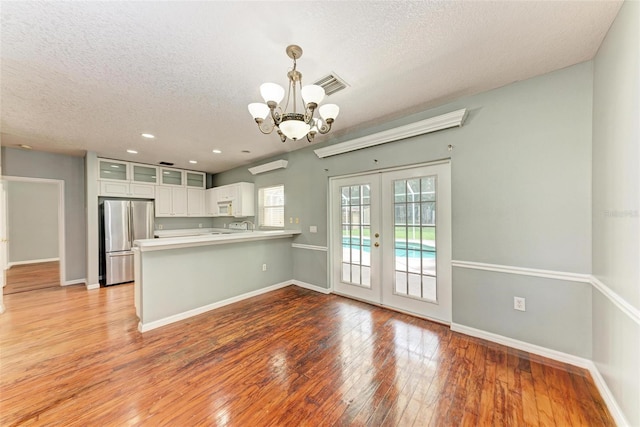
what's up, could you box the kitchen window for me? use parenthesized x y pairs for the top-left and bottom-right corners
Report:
(259, 185), (284, 228)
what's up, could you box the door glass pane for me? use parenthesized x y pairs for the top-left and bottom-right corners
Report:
(100, 161), (127, 181)
(421, 177), (436, 201)
(340, 184), (371, 288)
(392, 175), (437, 302)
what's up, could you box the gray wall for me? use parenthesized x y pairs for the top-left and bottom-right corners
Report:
(140, 238), (293, 324)
(592, 1), (640, 425)
(155, 216), (214, 231)
(6, 180), (59, 263)
(213, 61), (594, 357)
(2, 147), (86, 281)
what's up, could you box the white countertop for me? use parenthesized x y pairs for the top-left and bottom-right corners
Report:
(153, 228), (238, 238)
(135, 229), (302, 252)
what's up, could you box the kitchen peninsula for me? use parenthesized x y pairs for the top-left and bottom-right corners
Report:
(133, 229), (301, 332)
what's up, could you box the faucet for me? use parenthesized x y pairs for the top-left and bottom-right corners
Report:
(241, 220), (255, 231)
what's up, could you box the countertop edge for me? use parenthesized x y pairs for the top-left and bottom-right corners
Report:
(134, 230), (302, 252)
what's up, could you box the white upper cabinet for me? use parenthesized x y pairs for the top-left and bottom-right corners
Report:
(131, 164), (158, 184)
(97, 158), (209, 217)
(99, 159), (129, 181)
(160, 168), (184, 186)
(187, 188), (206, 216)
(186, 171), (206, 189)
(155, 186), (188, 217)
(206, 182), (254, 217)
(98, 160), (155, 198)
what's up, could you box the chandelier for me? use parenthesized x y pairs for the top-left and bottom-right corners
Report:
(248, 45), (339, 143)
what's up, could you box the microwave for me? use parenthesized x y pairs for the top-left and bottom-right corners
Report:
(217, 201), (233, 216)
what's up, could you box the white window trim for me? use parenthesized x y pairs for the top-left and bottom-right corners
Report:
(258, 184), (285, 229)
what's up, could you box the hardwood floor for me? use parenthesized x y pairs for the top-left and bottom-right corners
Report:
(3, 261), (60, 295)
(0, 284), (613, 426)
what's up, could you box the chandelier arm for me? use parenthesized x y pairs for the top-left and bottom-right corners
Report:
(269, 106), (284, 126)
(304, 104), (317, 124)
(277, 129), (287, 143)
(256, 119), (275, 135)
(317, 120), (333, 135)
(306, 132), (316, 143)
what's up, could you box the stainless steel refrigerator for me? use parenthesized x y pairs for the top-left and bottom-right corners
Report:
(101, 200), (154, 286)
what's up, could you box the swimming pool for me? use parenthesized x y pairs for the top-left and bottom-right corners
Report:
(343, 237), (435, 258)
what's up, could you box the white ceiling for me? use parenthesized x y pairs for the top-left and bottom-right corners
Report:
(1, 1), (622, 174)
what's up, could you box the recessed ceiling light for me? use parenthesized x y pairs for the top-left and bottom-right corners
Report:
(18, 144), (33, 150)
(189, 160), (197, 164)
(141, 133), (155, 139)
(212, 149), (222, 154)
(127, 149), (138, 154)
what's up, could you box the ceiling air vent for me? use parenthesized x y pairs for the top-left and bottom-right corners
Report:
(159, 161), (174, 166)
(313, 73), (348, 96)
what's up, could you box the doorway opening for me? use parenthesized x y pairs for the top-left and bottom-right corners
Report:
(2, 177), (65, 295)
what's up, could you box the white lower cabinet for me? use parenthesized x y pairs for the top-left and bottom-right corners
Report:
(100, 181), (155, 198)
(155, 186), (187, 217)
(187, 188), (206, 216)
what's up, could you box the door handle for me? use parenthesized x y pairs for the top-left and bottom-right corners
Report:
(374, 242), (380, 247)
(375, 233), (380, 238)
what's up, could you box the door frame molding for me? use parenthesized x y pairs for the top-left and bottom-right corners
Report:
(3, 176), (66, 286)
(327, 159), (451, 300)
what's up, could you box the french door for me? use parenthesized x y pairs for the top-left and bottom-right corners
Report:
(330, 162), (451, 323)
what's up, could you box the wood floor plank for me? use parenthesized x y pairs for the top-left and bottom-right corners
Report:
(3, 261), (61, 294)
(0, 284), (615, 426)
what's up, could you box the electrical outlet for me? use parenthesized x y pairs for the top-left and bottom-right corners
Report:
(262, 264), (267, 272)
(310, 225), (317, 233)
(289, 217), (293, 224)
(198, 223), (203, 228)
(295, 217), (299, 224)
(514, 296), (526, 311)
(158, 224), (164, 230)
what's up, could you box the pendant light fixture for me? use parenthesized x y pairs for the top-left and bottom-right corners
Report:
(248, 45), (339, 143)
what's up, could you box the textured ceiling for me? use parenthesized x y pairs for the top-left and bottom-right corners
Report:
(1, 1), (622, 173)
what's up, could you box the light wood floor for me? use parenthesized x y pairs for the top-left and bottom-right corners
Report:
(0, 284), (613, 426)
(3, 261), (60, 295)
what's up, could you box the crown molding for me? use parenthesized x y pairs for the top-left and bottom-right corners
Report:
(314, 108), (467, 158)
(248, 159), (288, 175)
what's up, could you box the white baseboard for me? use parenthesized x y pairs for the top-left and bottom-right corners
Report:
(138, 280), (293, 332)
(451, 323), (628, 427)
(7, 258), (59, 268)
(63, 278), (86, 286)
(292, 280), (331, 294)
(451, 322), (591, 367)
(588, 360), (630, 427)
(86, 283), (100, 290)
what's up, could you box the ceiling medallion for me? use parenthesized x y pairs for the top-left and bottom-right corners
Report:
(248, 45), (339, 143)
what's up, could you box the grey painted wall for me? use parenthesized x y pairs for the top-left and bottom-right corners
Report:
(140, 238), (293, 324)
(213, 62), (594, 357)
(2, 148), (86, 281)
(6, 180), (59, 263)
(592, 1), (640, 425)
(155, 216), (214, 230)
